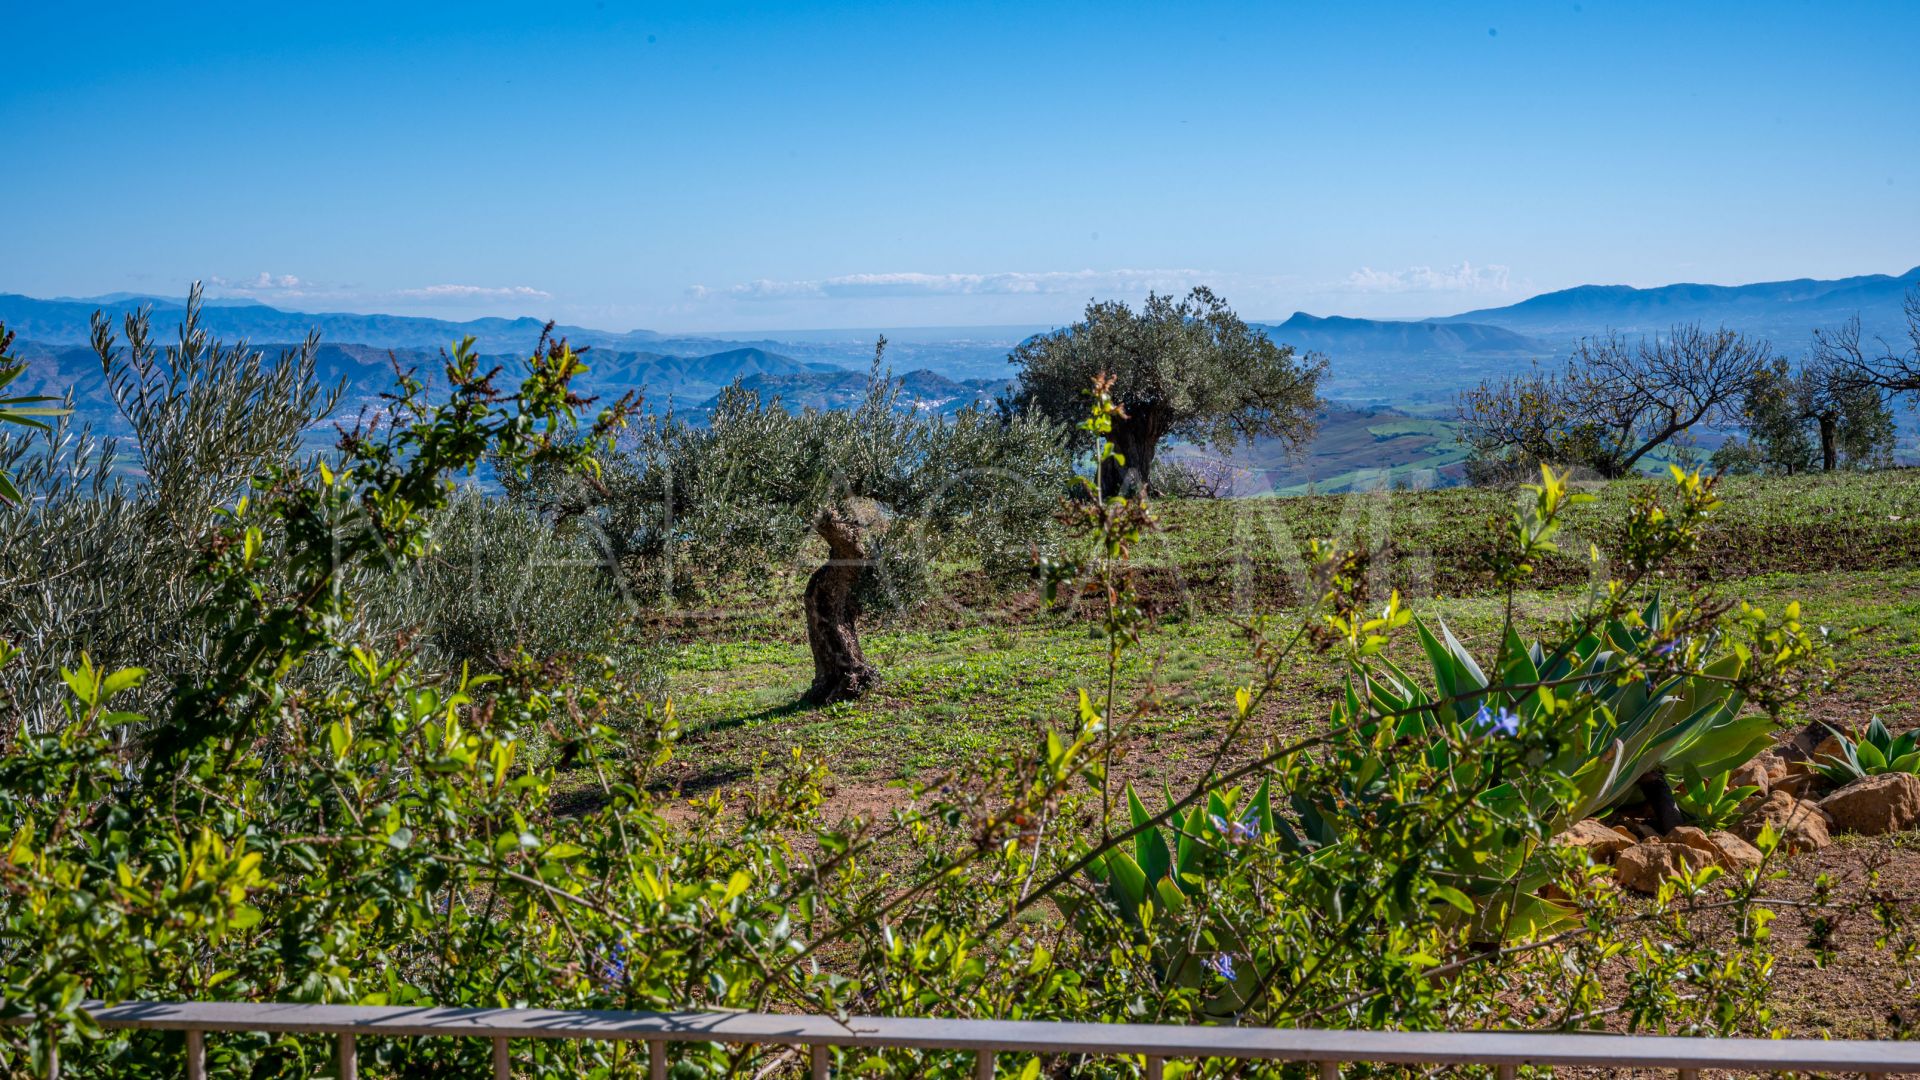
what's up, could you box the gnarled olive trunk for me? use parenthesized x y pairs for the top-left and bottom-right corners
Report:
(802, 506), (879, 704)
(1096, 410), (1167, 499)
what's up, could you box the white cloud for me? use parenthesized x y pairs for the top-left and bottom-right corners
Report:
(693, 268), (1211, 302)
(1342, 261), (1512, 295)
(209, 271), (306, 291)
(202, 273), (552, 310)
(394, 284), (553, 301)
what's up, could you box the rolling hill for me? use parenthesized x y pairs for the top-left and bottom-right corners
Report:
(1258, 313), (1542, 356)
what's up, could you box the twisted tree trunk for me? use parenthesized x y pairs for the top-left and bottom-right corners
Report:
(802, 506), (879, 704)
(1096, 411), (1166, 499)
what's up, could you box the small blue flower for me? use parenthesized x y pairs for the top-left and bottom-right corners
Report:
(1204, 953), (1238, 981)
(1209, 814), (1261, 845)
(593, 939), (629, 987)
(1474, 704), (1520, 737)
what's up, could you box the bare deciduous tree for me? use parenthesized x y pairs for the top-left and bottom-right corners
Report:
(1812, 286), (1920, 402)
(1459, 324), (1770, 481)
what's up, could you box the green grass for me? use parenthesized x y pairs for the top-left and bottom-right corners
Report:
(662, 564), (1920, 791)
(645, 468), (1920, 792)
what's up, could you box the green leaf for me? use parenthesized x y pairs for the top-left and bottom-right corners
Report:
(1127, 786), (1170, 885)
(99, 667), (147, 698)
(1427, 884), (1476, 916)
(1105, 850), (1149, 924)
(1856, 739), (1888, 773)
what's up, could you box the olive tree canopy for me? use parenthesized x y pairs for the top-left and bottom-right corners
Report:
(1007, 287), (1325, 498)
(1710, 355), (1893, 475)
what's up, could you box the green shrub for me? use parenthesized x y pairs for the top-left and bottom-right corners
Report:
(0, 326), (68, 507)
(372, 490), (646, 682)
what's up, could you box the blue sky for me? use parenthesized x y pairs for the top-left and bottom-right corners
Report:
(4, 1), (1916, 332)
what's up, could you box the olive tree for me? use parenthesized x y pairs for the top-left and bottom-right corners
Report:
(610, 344), (1067, 703)
(1459, 323), (1769, 482)
(1711, 355), (1893, 475)
(1008, 287), (1324, 498)
(0, 289), (337, 728)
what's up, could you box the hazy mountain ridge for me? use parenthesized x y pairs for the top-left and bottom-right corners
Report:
(1258, 313), (1543, 355)
(4, 338), (826, 440)
(6, 262), (1916, 437)
(1441, 265), (1920, 338)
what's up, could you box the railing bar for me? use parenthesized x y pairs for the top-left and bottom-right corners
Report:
(1319, 1061), (1339, 1080)
(650, 1038), (666, 1080)
(28, 1004), (1920, 1072)
(1678, 1070), (1698, 1080)
(1496, 1065), (1515, 1080)
(810, 1043), (829, 1079)
(976, 1046), (995, 1079)
(337, 1031), (356, 1080)
(187, 1029), (206, 1080)
(492, 1035), (510, 1079)
(1144, 1055), (1164, 1080)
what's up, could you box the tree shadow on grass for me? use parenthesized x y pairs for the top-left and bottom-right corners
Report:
(688, 695), (818, 736)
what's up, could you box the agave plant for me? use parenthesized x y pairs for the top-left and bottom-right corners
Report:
(1812, 717), (1920, 786)
(1673, 768), (1761, 830)
(1065, 781), (1274, 1014)
(0, 326), (70, 508)
(1299, 596), (1775, 938)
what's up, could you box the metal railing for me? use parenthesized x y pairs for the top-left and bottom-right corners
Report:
(19, 1002), (1920, 1078)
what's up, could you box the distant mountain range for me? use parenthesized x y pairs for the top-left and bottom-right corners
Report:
(4, 263), (1916, 448)
(0, 292), (672, 354)
(3, 338), (837, 439)
(1439, 265), (1920, 340)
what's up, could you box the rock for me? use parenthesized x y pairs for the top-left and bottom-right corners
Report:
(1730, 754), (1776, 798)
(1615, 841), (1714, 894)
(1610, 825), (1640, 844)
(1666, 825), (1712, 850)
(1554, 818), (1636, 861)
(1774, 757), (1824, 799)
(1734, 790), (1832, 853)
(1813, 731), (1848, 763)
(1708, 831), (1765, 872)
(1666, 826), (1764, 873)
(1819, 773), (1920, 836)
